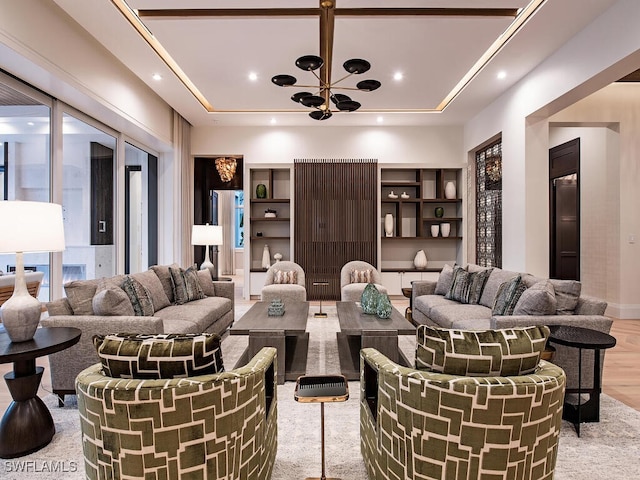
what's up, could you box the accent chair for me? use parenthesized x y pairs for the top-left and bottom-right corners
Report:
(261, 261), (307, 303)
(340, 260), (387, 302)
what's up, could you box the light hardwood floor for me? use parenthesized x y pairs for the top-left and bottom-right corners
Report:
(1, 293), (639, 414)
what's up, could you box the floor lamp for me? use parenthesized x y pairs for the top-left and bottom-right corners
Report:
(191, 224), (223, 280)
(0, 201), (65, 342)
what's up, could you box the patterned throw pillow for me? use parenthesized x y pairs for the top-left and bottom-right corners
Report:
(274, 270), (298, 284)
(120, 276), (154, 316)
(350, 269), (372, 284)
(415, 325), (549, 376)
(93, 333), (225, 379)
(492, 275), (527, 316)
(169, 265), (206, 305)
(445, 266), (491, 304)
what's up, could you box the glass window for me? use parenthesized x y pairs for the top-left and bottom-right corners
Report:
(235, 190), (244, 248)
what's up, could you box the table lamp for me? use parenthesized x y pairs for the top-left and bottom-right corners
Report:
(0, 201), (65, 342)
(191, 224), (223, 279)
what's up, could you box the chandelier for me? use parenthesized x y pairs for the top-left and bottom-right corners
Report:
(271, 55), (381, 120)
(215, 157), (237, 182)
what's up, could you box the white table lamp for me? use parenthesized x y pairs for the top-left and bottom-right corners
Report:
(191, 224), (223, 277)
(0, 201), (65, 342)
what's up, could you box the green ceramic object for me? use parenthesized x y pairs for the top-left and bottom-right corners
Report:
(376, 293), (393, 319)
(361, 283), (380, 315)
(435, 206), (444, 218)
(256, 183), (267, 199)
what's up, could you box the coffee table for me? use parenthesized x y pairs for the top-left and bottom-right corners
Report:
(336, 301), (415, 380)
(230, 301), (309, 384)
(0, 327), (81, 458)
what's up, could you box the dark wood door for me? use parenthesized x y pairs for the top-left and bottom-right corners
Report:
(549, 139), (580, 280)
(90, 142), (114, 246)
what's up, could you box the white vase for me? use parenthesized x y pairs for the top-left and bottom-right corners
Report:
(430, 224), (439, 237)
(444, 181), (456, 199)
(441, 223), (451, 237)
(262, 244), (271, 269)
(384, 213), (394, 237)
(414, 250), (428, 269)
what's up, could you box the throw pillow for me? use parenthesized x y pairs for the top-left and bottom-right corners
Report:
(92, 280), (135, 316)
(93, 333), (224, 379)
(445, 266), (491, 304)
(415, 325), (550, 376)
(434, 263), (455, 296)
(121, 276), (155, 316)
(350, 269), (372, 284)
(150, 263), (180, 304)
(549, 279), (581, 314)
(513, 280), (557, 315)
(63, 278), (101, 315)
(130, 270), (171, 311)
(169, 265), (206, 305)
(274, 270), (298, 284)
(196, 269), (216, 296)
(492, 275), (527, 316)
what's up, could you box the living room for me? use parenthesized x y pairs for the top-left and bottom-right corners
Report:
(1, 1), (640, 478)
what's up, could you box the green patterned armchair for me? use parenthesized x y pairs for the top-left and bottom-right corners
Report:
(360, 347), (566, 480)
(76, 346), (278, 480)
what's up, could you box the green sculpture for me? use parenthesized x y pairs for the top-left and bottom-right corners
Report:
(376, 293), (393, 319)
(361, 283), (380, 315)
(256, 184), (267, 199)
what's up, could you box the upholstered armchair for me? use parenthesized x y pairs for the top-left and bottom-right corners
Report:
(360, 326), (566, 480)
(340, 260), (387, 302)
(261, 261), (306, 303)
(76, 346), (278, 480)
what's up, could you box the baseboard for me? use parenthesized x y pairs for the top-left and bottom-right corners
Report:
(605, 303), (640, 319)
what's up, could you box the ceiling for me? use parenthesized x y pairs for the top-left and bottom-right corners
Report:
(52, 0), (619, 128)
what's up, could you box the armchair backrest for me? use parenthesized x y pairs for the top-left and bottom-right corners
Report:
(264, 261), (306, 287)
(340, 260), (381, 288)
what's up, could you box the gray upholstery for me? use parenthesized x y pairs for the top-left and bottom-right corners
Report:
(260, 261), (307, 303)
(340, 260), (387, 302)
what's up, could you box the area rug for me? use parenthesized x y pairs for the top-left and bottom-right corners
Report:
(2, 307), (639, 479)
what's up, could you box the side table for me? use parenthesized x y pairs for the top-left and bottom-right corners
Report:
(548, 325), (616, 437)
(312, 281), (329, 318)
(0, 327), (81, 458)
(401, 287), (412, 323)
(295, 374), (349, 480)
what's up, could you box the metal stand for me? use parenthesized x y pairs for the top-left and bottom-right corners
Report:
(313, 281), (329, 318)
(305, 402), (338, 480)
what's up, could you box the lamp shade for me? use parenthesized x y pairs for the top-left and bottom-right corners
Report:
(191, 224), (223, 246)
(0, 201), (65, 253)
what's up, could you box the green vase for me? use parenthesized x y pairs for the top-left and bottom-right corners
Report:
(435, 207), (444, 218)
(361, 283), (380, 315)
(256, 184), (267, 199)
(376, 293), (393, 319)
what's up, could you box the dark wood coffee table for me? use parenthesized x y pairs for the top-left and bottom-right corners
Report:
(230, 301), (309, 384)
(336, 301), (415, 380)
(0, 327), (81, 458)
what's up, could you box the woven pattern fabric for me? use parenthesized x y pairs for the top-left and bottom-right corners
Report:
(169, 265), (206, 305)
(121, 275), (154, 316)
(434, 263), (455, 295)
(445, 266), (491, 304)
(415, 325), (549, 376)
(92, 280), (134, 316)
(513, 280), (557, 315)
(350, 268), (372, 284)
(93, 333), (224, 379)
(492, 275), (527, 315)
(360, 348), (565, 480)
(76, 347), (278, 480)
(274, 270), (298, 284)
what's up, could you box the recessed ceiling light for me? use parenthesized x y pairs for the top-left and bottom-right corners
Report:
(393, 72), (403, 81)
(377, 116), (384, 123)
(270, 118), (277, 124)
(249, 72), (258, 81)
(497, 71), (507, 80)
(152, 73), (162, 81)
(27, 122), (35, 126)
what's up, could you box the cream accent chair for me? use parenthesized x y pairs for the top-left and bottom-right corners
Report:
(261, 261), (307, 303)
(340, 260), (387, 302)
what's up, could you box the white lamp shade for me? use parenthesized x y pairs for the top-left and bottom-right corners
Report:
(191, 224), (223, 246)
(0, 201), (66, 253)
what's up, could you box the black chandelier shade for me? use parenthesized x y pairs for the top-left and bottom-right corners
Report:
(272, 54), (381, 120)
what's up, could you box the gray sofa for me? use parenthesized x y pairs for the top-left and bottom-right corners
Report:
(411, 263), (612, 404)
(41, 264), (234, 405)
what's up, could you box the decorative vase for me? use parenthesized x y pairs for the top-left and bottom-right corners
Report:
(384, 213), (394, 237)
(262, 244), (271, 269)
(444, 181), (456, 199)
(256, 183), (267, 199)
(274, 253), (283, 263)
(434, 206), (444, 218)
(361, 283), (380, 315)
(376, 293), (393, 319)
(414, 249), (428, 269)
(430, 224), (440, 237)
(441, 223), (451, 237)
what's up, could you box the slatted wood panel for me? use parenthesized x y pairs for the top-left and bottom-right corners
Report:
(295, 159), (377, 300)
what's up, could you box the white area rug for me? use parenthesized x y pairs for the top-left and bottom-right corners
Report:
(2, 307), (639, 479)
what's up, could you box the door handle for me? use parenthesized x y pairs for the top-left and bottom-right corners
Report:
(98, 221), (106, 233)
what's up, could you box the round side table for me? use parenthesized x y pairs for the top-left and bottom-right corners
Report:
(0, 327), (81, 458)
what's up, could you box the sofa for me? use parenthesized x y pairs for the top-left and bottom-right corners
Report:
(411, 263), (612, 409)
(41, 264), (235, 404)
